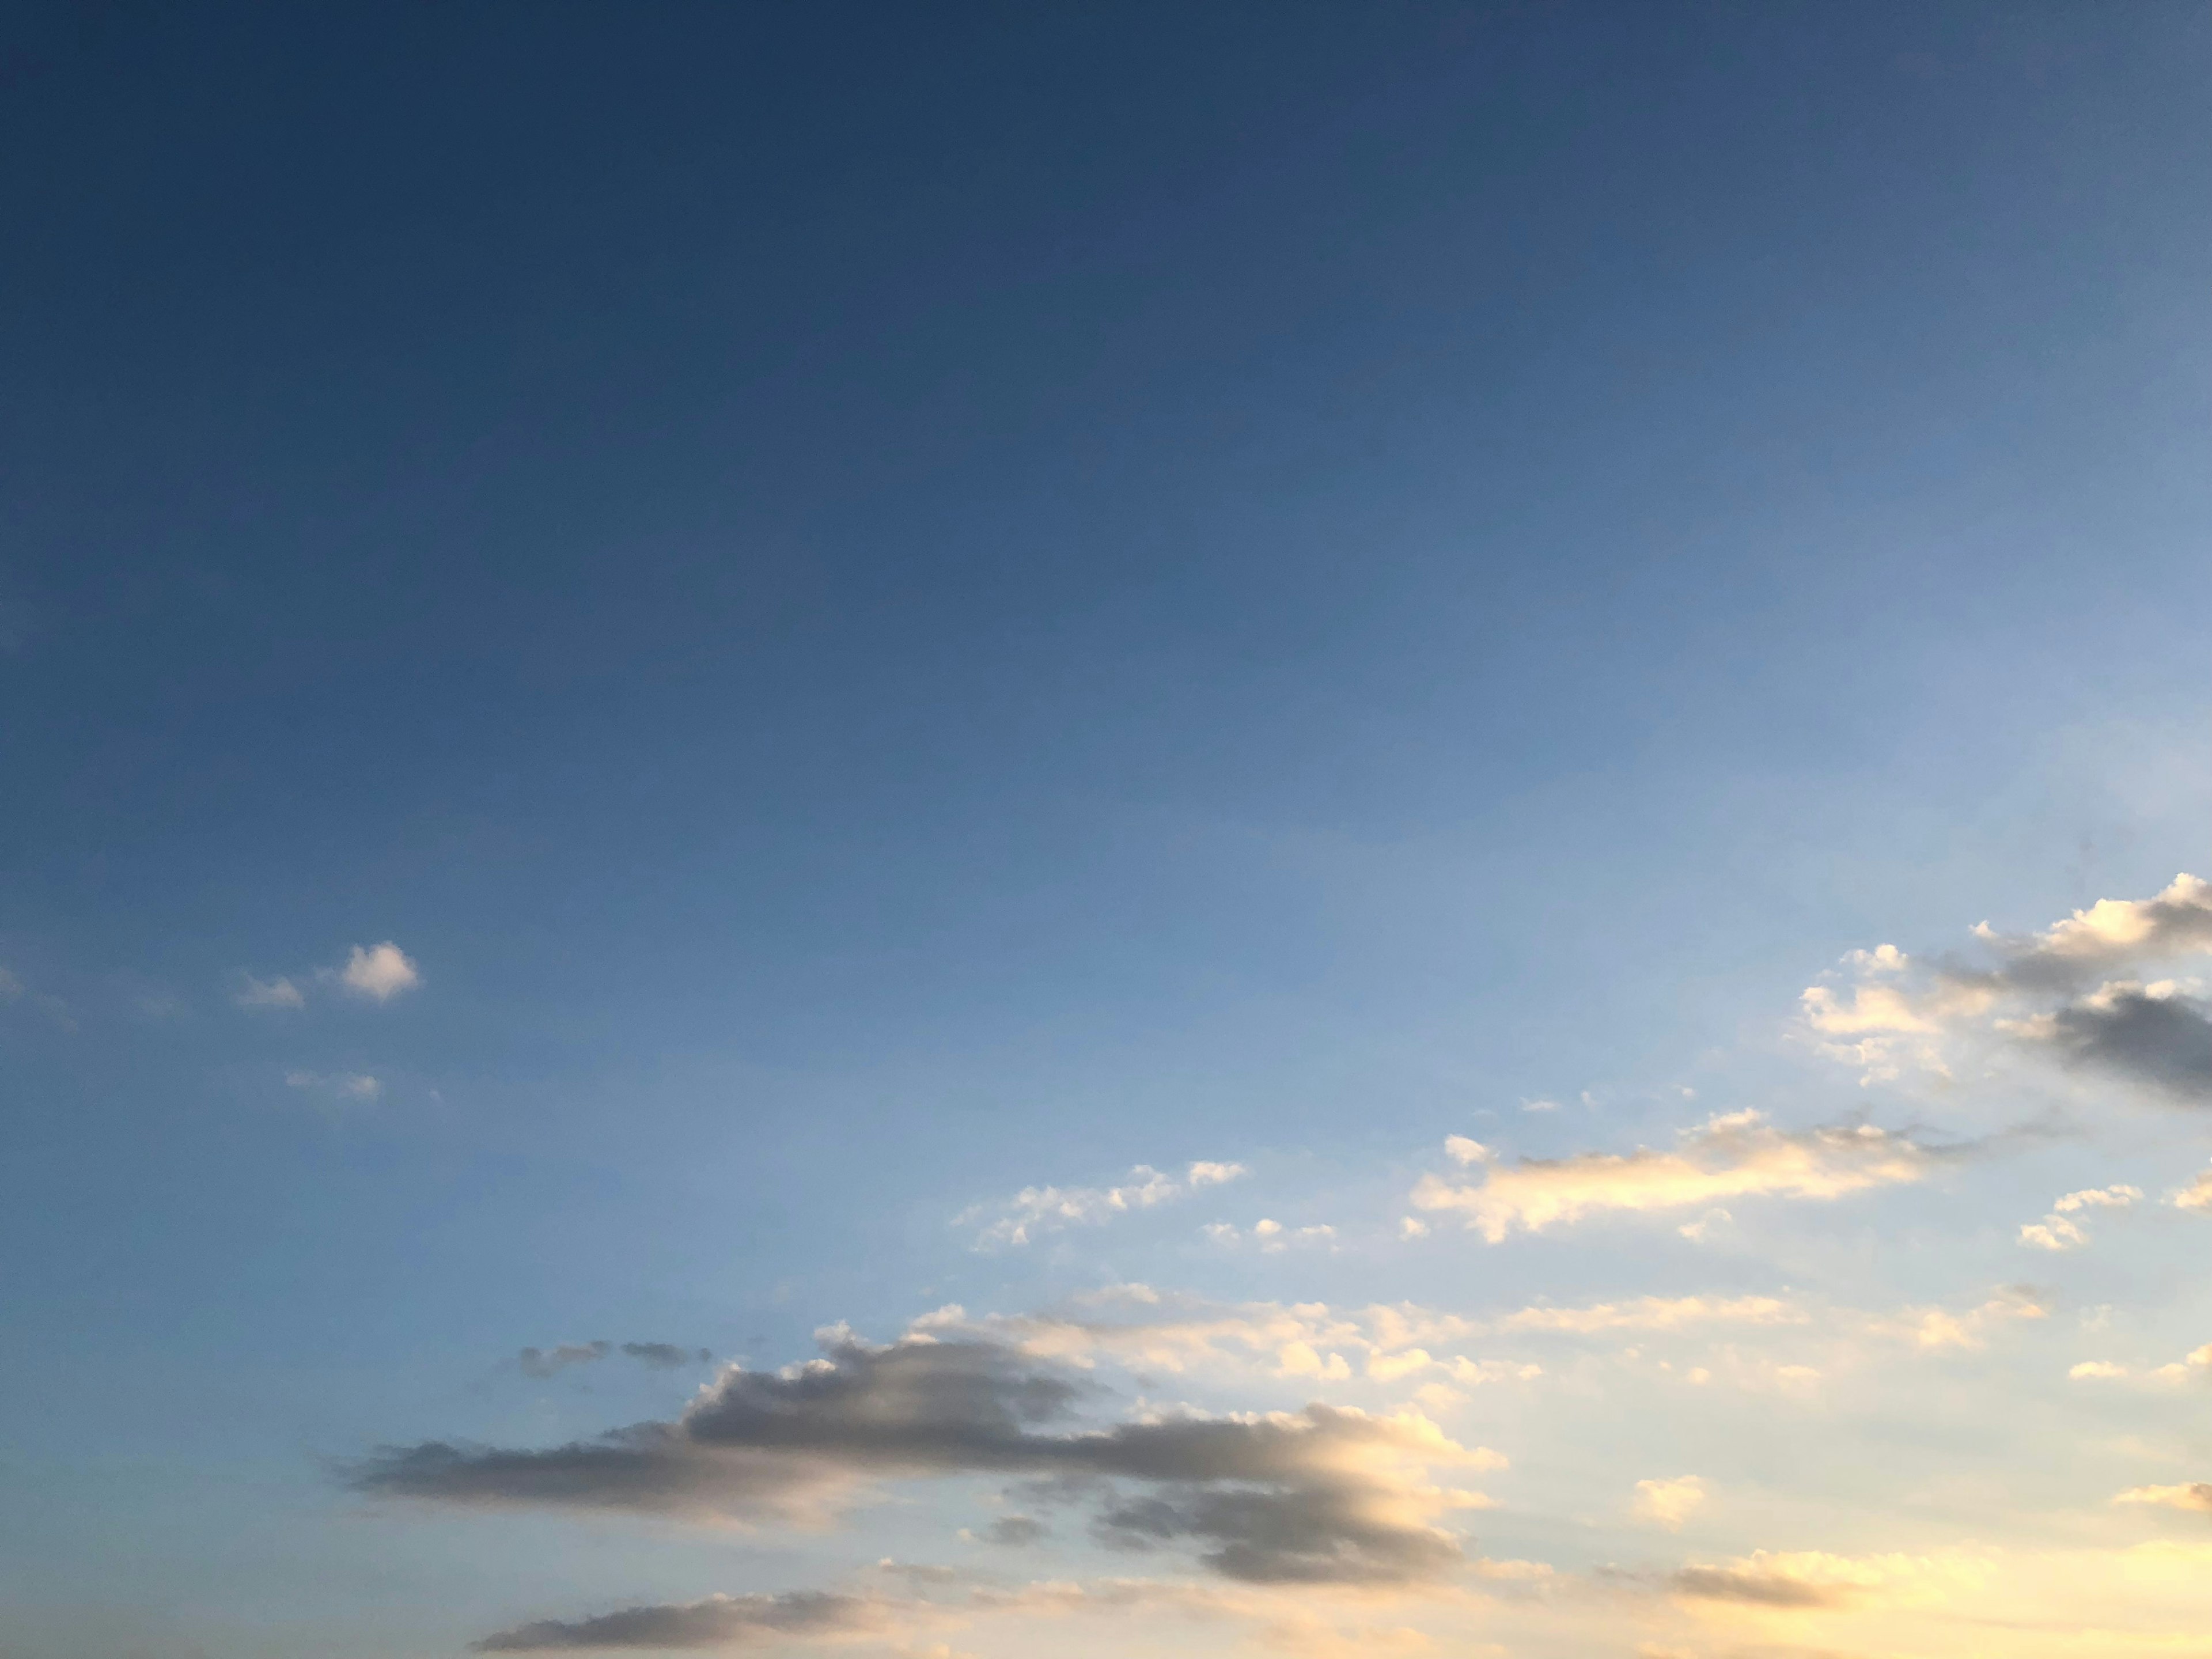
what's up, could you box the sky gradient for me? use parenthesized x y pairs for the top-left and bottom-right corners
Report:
(6, 4), (2212, 1656)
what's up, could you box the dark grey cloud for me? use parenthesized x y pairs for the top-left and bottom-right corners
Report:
(354, 1332), (1482, 1583)
(471, 1590), (884, 1652)
(2047, 988), (2212, 1101)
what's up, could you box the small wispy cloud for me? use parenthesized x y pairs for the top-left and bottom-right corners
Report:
(957, 1160), (1248, 1248)
(234, 973), (305, 1010)
(286, 1070), (381, 1101)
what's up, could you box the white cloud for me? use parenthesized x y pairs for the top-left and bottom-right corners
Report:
(959, 1161), (1248, 1248)
(2020, 1184), (2142, 1251)
(1632, 1475), (1708, 1530)
(338, 942), (422, 1001)
(235, 973), (305, 1010)
(1209, 1218), (1338, 1253)
(1411, 1111), (1927, 1242)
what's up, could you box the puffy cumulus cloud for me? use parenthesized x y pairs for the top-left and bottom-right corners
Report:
(351, 1328), (1501, 1585)
(470, 1590), (890, 1652)
(957, 1161), (1247, 1249)
(1808, 876), (2212, 1100)
(1631, 1476), (1708, 1531)
(1410, 1112), (1927, 1241)
(339, 941), (422, 1001)
(2021, 1184), (2142, 1251)
(2116, 1483), (2212, 1516)
(2170, 1163), (2212, 1210)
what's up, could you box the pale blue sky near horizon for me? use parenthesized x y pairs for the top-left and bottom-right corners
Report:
(6, 5), (2212, 1656)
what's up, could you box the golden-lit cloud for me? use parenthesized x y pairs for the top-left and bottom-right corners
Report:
(1410, 1111), (1927, 1241)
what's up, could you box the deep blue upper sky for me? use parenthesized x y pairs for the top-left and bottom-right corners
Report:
(5, 7), (2212, 1655)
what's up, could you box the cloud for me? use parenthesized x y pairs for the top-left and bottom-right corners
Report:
(2115, 1483), (2212, 1515)
(1632, 1476), (1708, 1530)
(338, 942), (422, 1002)
(2171, 1164), (2212, 1210)
(0, 966), (21, 1000)
(470, 1590), (890, 1652)
(1808, 876), (2212, 1099)
(968, 1514), (1050, 1547)
(1410, 1112), (1927, 1241)
(1496, 1296), (1802, 1335)
(521, 1343), (613, 1378)
(959, 1161), (1248, 1248)
(234, 973), (305, 1010)
(1204, 1219), (1338, 1253)
(1667, 1549), (1979, 1611)
(351, 1328), (1499, 1584)
(286, 1070), (381, 1101)
(519, 1342), (714, 1377)
(2020, 1184), (2141, 1251)
(623, 1343), (713, 1370)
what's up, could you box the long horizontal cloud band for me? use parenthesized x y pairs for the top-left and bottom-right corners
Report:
(353, 1332), (1499, 1584)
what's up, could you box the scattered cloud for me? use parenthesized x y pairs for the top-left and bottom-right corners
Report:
(624, 1342), (713, 1370)
(286, 1070), (381, 1101)
(959, 1161), (1247, 1248)
(2115, 1483), (2212, 1515)
(2020, 1184), (2141, 1251)
(234, 973), (305, 1010)
(1205, 1218), (1338, 1253)
(338, 941), (423, 1002)
(1411, 1112), (1927, 1241)
(1668, 1548), (1982, 1611)
(2168, 1163), (2212, 1211)
(470, 1590), (891, 1652)
(1631, 1476), (1708, 1531)
(1497, 1296), (1802, 1335)
(518, 1342), (711, 1377)
(1808, 876), (2212, 1099)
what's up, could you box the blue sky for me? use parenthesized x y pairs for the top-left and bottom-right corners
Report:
(6, 5), (2212, 1656)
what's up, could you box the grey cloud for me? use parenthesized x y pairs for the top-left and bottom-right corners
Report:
(621, 1342), (711, 1369)
(354, 1332), (1486, 1584)
(520, 1343), (613, 1378)
(976, 1514), (1049, 1547)
(517, 1342), (711, 1377)
(471, 1590), (884, 1652)
(2047, 989), (2212, 1101)
(1668, 1566), (1842, 1607)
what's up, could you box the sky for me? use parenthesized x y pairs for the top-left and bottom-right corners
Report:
(5, 2), (2212, 1655)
